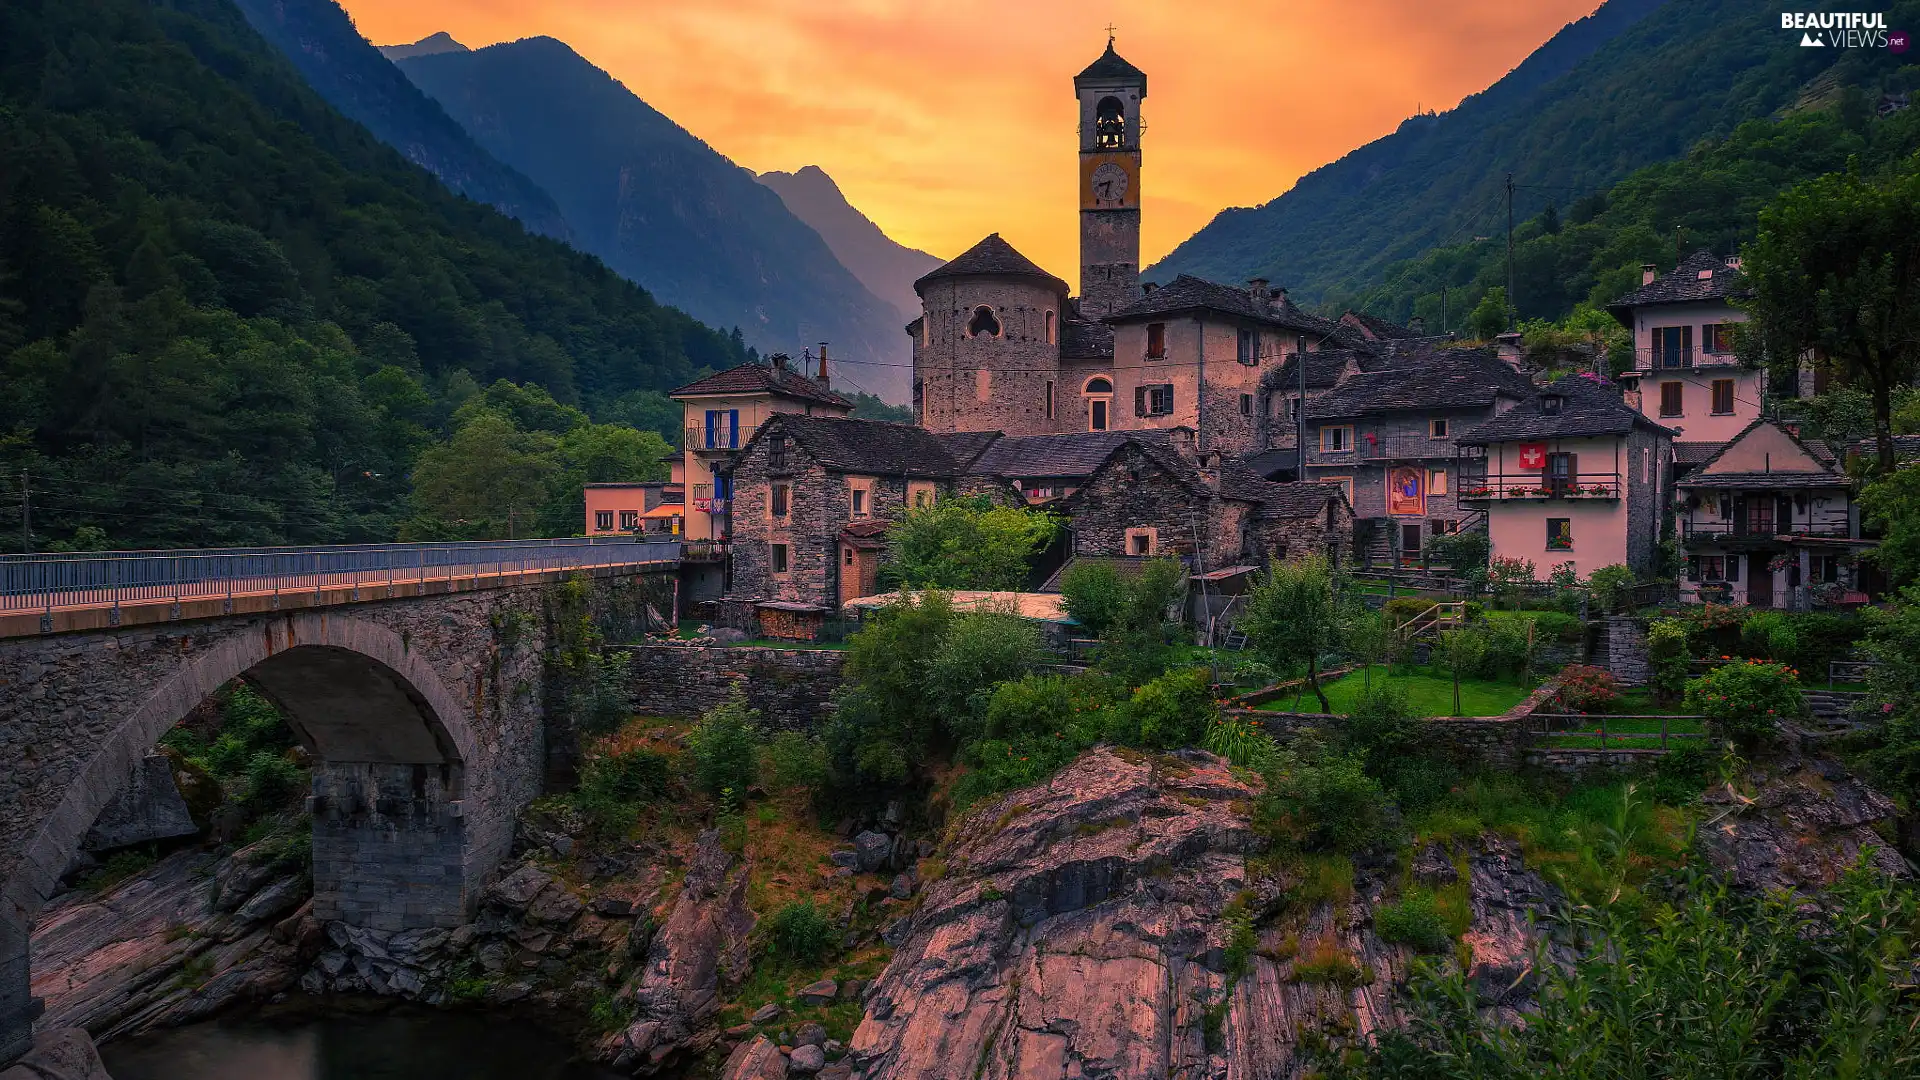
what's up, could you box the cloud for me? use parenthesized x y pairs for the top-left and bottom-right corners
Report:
(343, 0), (1599, 285)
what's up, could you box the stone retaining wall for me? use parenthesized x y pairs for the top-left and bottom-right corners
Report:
(1604, 616), (1650, 686)
(1523, 747), (1666, 775)
(618, 644), (848, 731)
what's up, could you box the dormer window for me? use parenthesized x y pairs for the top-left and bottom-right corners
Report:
(1542, 395), (1564, 416)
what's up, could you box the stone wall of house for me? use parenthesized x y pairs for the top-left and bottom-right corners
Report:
(1247, 499), (1355, 567)
(618, 645), (847, 732)
(1625, 427), (1665, 573)
(915, 276), (1065, 436)
(1066, 442), (1210, 558)
(1604, 616), (1650, 686)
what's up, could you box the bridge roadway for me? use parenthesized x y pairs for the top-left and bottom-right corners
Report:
(0, 537), (680, 1063)
(0, 536), (681, 638)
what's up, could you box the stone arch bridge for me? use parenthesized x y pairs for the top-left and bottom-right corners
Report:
(0, 539), (679, 1062)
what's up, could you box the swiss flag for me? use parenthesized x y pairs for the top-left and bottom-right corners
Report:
(1518, 442), (1548, 470)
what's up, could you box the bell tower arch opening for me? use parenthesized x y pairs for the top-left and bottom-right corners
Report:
(1075, 39), (1147, 319)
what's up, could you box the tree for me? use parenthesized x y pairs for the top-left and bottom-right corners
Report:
(1743, 165), (1920, 472)
(1242, 555), (1344, 711)
(408, 412), (557, 538)
(1860, 465), (1920, 587)
(1468, 287), (1509, 342)
(884, 496), (1061, 591)
(1061, 558), (1186, 687)
(1436, 627), (1488, 717)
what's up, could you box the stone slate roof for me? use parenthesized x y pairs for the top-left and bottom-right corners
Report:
(1673, 441), (1725, 465)
(1075, 42), (1147, 92)
(914, 233), (1070, 297)
(757, 415), (961, 478)
(1273, 349), (1359, 392)
(670, 361), (852, 409)
(1107, 275), (1368, 346)
(1457, 374), (1672, 444)
(970, 431), (1159, 479)
(934, 431), (1004, 470)
(1852, 434), (1920, 464)
(1305, 347), (1533, 420)
(1341, 310), (1422, 340)
(1060, 316), (1115, 360)
(1238, 449), (1302, 479)
(1680, 471), (1853, 490)
(1217, 461), (1349, 519)
(1606, 251), (1748, 322)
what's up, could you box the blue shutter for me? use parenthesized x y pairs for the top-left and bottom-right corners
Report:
(705, 410), (719, 448)
(728, 410), (739, 448)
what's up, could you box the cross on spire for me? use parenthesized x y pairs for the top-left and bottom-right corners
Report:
(1104, 22), (1117, 45)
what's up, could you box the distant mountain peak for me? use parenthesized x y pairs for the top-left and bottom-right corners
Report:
(757, 165), (941, 331)
(378, 31), (468, 61)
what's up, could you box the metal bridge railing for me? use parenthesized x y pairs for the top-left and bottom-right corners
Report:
(0, 537), (681, 615)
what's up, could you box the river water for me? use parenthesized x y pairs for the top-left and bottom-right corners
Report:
(98, 1011), (625, 1080)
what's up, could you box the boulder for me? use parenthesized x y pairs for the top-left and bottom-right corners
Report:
(0, 1028), (113, 1080)
(888, 873), (915, 901)
(852, 831), (891, 873)
(788, 1044), (826, 1074)
(1411, 842), (1458, 886)
(487, 864), (556, 913)
(795, 978), (837, 1006)
(794, 1022), (827, 1048)
(82, 753), (198, 852)
(234, 875), (307, 925)
(603, 829), (756, 1072)
(526, 885), (585, 927)
(1701, 766), (1914, 895)
(717, 1035), (788, 1080)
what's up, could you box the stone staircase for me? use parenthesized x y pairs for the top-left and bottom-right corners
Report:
(1803, 689), (1869, 728)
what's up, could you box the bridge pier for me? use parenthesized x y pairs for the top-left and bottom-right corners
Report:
(311, 763), (479, 930)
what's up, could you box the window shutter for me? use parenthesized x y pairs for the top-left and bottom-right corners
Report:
(1135, 386), (1147, 416)
(1681, 325), (1693, 365)
(1161, 384), (1175, 413)
(1565, 453), (1578, 484)
(1687, 555), (1700, 582)
(728, 410), (739, 448)
(1728, 554), (1741, 582)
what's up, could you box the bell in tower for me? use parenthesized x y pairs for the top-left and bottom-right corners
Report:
(1074, 36), (1146, 318)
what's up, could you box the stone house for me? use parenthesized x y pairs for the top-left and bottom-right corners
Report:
(1675, 418), (1867, 608)
(668, 353), (852, 541)
(1456, 375), (1674, 580)
(1608, 251), (1767, 458)
(1299, 347), (1536, 563)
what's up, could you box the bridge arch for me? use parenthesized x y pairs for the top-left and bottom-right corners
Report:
(3, 611), (503, 1060)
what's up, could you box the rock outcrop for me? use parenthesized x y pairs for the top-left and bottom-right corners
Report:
(0, 1028), (113, 1080)
(31, 841), (314, 1041)
(718, 1034), (789, 1080)
(80, 754), (197, 853)
(1700, 763), (1914, 894)
(605, 828), (755, 1074)
(847, 747), (1564, 1080)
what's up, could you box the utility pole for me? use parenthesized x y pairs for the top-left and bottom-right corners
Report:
(1440, 285), (1448, 337)
(19, 469), (29, 554)
(1505, 172), (1516, 332)
(1295, 336), (1308, 482)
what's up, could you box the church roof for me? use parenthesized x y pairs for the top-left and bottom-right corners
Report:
(1107, 275), (1367, 345)
(914, 234), (1070, 297)
(1075, 41), (1147, 94)
(1606, 250), (1748, 324)
(669, 360), (851, 409)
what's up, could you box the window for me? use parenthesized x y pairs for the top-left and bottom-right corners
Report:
(1095, 95), (1126, 149)
(967, 306), (1000, 337)
(909, 482), (936, 508)
(771, 483), (789, 517)
(1652, 326), (1693, 369)
(1136, 384), (1174, 417)
(1045, 381), (1054, 419)
(1711, 379), (1734, 415)
(1697, 555), (1726, 581)
(1430, 418), (1449, 438)
(1659, 381), (1684, 417)
(1084, 376), (1113, 394)
(619, 510), (639, 531)
(843, 547), (854, 567)
(771, 543), (790, 574)
(1703, 323), (1733, 354)
(1239, 393), (1253, 416)
(1428, 468), (1449, 496)
(1090, 399), (1109, 431)
(1044, 310), (1056, 345)
(594, 511), (614, 531)
(768, 436), (789, 471)
(851, 487), (868, 518)
(1546, 452), (1578, 495)
(1541, 395), (1564, 416)
(1272, 540), (1289, 560)
(1146, 322), (1167, 360)
(1810, 554), (1841, 584)
(1319, 425), (1352, 452)
(1125, 527), (1157, 556)
(1237, 328), (1259, 366)
(1546, 518), (1572, 551)
(705, 408), (740, 449)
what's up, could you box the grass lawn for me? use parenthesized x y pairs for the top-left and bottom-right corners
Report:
(1256, 665), (1535, 718)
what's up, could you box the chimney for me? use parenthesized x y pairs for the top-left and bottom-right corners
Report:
(1641, 263), (1658, 286)
(1141, 281), (1159, 295)
(771, 351), (788, 371)
(1273, 287), (1292, 311)
(817, 342), (830, 386)
(1247, 278), (1268, 299)
(1170, 426), (1197, 457)
(1408, 315), (1426, 334)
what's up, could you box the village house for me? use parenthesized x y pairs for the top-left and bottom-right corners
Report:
(667, 352), (853, 542)
(1457, 375), (1673, 579)
(583, 481), (683, 537)
(1297, 347), (1536, 564)
(1675, 418), (1868, 608)
(1609, 251), (1768, 465)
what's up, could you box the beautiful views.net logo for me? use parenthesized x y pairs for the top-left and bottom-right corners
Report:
(1781, 11), (1896, 48)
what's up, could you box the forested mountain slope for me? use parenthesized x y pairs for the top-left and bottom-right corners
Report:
(229, 0), (569, 240)
(1149, 0), (1881, 306)
(395, 39), (912, 402)
(0, 0), (750, 548)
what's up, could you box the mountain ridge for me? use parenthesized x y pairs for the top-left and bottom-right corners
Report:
(757, 164), (943, 329)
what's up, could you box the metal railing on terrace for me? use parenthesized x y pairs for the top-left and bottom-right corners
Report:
(1680, 520), (1851, 540)
(684, 422), (759, 452)
(0, 537), (681, 615)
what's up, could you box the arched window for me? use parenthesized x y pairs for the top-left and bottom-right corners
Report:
(1044, 310), (1056, 345)
(1083, 376), (1112, 394)
(1095, 96), (1126, 149)
(967, 305), (1001, 338)
(1083, 376), (1113, 432)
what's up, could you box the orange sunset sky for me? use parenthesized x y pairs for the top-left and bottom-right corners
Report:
(339, 0), (1602, 276)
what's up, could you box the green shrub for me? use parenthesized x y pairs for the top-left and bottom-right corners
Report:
(1116, 668), (1217, 750)
(1462, 601), (1486, 622)
(1647, 743), (1716, 806)
(1646, 617), (1693, 702)
(1059, 561), (1128, 638)
(571, 746), (671, 842)
(571, 649), (634, 737)
(1374, 888), (1451, 952)
(1739, 611), (1799, 664)
(1477, 618), (1536, 679)
(824, 592), (956, 788)
(761, 900), (837, 966)
(1222, 901), (1257, 980)
(1588, 564), (1637, 614)
(763, 732), (828, 792)
(1425, 530), (1489, 574)
(1271, 750), (1397, 854)
(241, 751), (304, 810)
(1204, 713), (1276, 768)
(687, 696), (761, 798)
(1382, 597), (1438, 629)
(1531, 610), (1585, 643)
(926, 611), (1045, 743)
(1341, 683), (1420, 766)
(1683, 660), (1805, 747)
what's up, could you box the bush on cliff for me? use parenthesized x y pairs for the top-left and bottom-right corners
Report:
(688, 695), (762, 798)
(1683, 660), (1805, 748)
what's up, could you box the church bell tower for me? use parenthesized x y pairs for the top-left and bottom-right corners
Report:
(1074, 35), (1146, 318)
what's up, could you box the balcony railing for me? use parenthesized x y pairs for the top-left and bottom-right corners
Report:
(1681, 521), (1852, 541)
(1458, 477), (1622, 501)
(684, 422), (759, 451)
(1358, 436), (1458, 460)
